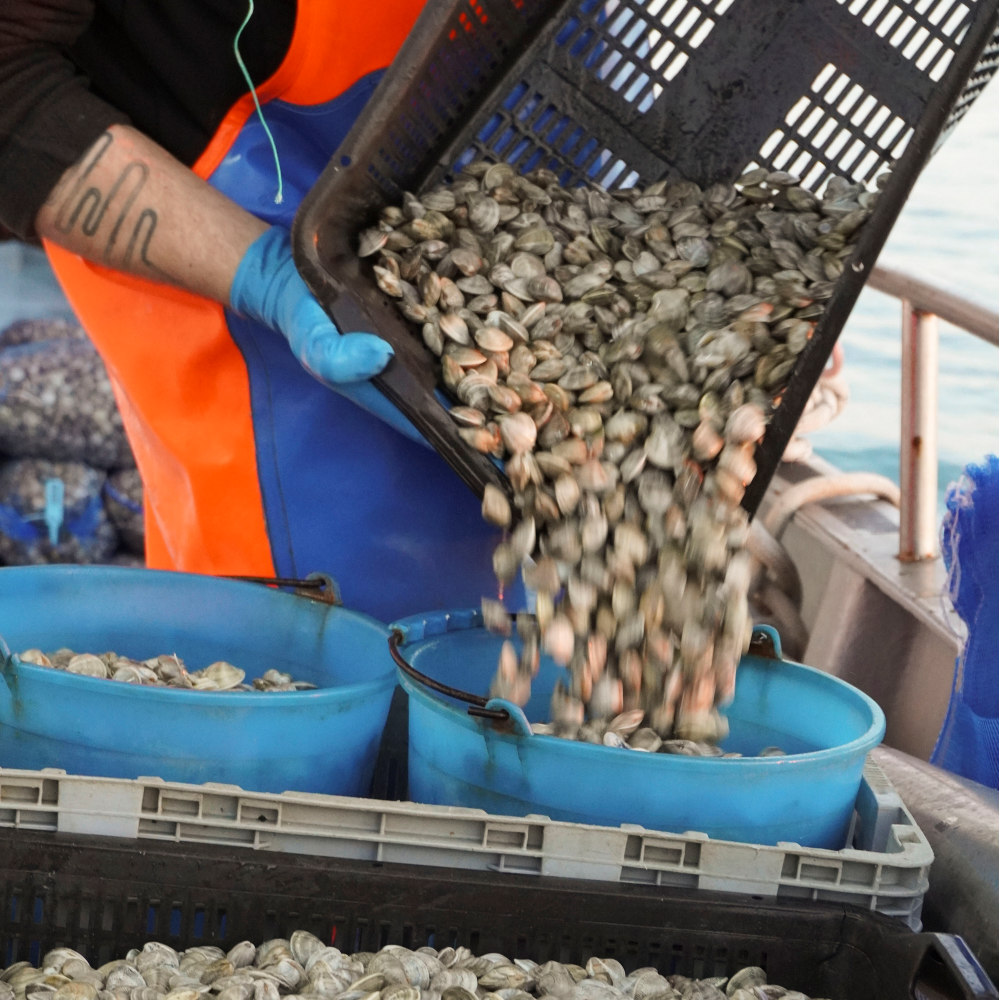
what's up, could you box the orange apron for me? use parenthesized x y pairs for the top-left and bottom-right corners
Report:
(42, 2), (517, 622)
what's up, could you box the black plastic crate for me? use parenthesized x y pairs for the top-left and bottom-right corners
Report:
(293, 0), (998, 511)
(1, 828), (995, 999)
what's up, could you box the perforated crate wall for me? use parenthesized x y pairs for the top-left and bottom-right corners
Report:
(362, 0), (998, 195)
(1, 828), (994, 998)
(294, 0), (998, 507)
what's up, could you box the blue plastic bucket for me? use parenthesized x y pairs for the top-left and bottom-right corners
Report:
(391, 610), (886, 848)
(0, 566), (396, 795)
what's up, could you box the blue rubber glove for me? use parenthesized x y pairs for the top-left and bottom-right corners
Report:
(230, 225), (427, 444)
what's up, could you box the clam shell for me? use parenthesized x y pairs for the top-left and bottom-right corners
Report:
(362, 159), (874, 746)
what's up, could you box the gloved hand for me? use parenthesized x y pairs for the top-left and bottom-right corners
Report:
(230, 225), (427, 444)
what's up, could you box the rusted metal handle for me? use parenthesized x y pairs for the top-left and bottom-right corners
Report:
(389, 623), (780, 728)
(387, 628), (510, 722)
(223, 572), (342, 606)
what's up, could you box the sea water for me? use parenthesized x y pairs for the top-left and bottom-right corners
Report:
(807, 79), (999, 509)
(0, 82), (996, 512)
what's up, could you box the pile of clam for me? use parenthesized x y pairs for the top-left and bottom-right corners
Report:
(15, 647), (314, 692)
(0, 333), (134, 470)
(0, 934), (834, 1000)
(360, 161), (876, 744)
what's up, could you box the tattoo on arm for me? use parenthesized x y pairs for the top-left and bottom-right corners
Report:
(54, 131), (167, 276)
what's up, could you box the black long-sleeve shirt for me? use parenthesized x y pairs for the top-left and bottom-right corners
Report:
(0, 0), (295, 240)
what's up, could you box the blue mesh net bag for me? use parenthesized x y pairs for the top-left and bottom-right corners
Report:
(0, 458), (119, 565)
(930, 454), (999, 788)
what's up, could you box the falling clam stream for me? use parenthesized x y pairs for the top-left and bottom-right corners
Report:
(361, 160), (877, 749)
(0, 934), (834, 1000)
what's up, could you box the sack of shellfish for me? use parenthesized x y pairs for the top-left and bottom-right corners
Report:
(0, 457), (119, 565)
(0, 335), (135, 469)
(102, 467), (145, 557)
(0, 316), (89, 349)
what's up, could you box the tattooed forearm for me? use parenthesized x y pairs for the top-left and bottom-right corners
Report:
(122, 208), (159, 269)
(52, 131), (166, 277)
(54, 131), (112, 235)
(36, 123), (269, 304)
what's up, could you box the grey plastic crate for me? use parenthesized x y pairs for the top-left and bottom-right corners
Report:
(0, 755), (931, 930)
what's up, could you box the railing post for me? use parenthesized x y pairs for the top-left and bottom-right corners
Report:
(899, 299), (940, 561)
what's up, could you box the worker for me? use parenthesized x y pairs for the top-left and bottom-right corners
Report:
(0, 2), (522, 622)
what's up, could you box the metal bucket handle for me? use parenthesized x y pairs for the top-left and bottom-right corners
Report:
(225, 571), (343, 605)
(389, 621), (786, 729)
(388, 627), (512, 724)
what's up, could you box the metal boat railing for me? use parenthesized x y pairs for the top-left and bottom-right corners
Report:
(866, 264), (999, 562)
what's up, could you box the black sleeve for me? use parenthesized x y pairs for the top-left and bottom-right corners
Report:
(0, 0), (294, 243)
(0, 0), (131, 241)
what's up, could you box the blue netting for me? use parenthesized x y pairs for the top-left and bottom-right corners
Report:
(930, 454), (999, 789)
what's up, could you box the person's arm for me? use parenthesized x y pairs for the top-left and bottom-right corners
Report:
(35, 123), (268, 303)
(35, 120), (424, 441)
(3, 2), (423, 440)
(34, 124), (406, 398)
